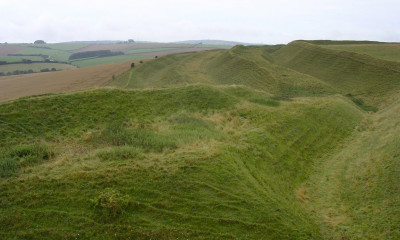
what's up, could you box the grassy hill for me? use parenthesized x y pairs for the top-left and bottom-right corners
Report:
(1, 40), (400, 239)
(307, 95), (400, 239)
(322, 43), (400, 63)
(272, 41), (400, 108)
(0, 86), (363, 239)
(111, 46), (335, 98)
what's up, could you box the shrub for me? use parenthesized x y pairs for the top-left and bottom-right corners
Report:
(40, 68), (50, 72)
(51, 68), (57, 71)
(131, 62), (135, 68)
(91, 188), (129, 220)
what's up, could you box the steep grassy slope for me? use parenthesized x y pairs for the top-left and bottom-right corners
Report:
(0, 86), (362, 239)
(307, 95), (400, 239)
(110, 46), (336, 98)
(322, 43), (400, 63)
(272, 41), (400, 108)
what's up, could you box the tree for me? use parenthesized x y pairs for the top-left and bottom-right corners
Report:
(51, 68), (57, 71)
(131, 63), (135, 68)
(155, 56), (158, 59)
(34, 40), (46, 44)
(128, 39), (135, 43)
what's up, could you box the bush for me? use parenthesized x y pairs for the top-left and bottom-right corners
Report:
(131, 62), (135, 68)
(51, 68), (57, 71)
(40, 68), (50, 72)
(0, 72), (4, 76)
(91, 188), (129, 220)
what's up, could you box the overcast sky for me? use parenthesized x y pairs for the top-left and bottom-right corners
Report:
(1, 0), (399, 44)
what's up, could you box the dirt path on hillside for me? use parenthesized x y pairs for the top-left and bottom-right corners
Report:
(0, 61), (137, 102)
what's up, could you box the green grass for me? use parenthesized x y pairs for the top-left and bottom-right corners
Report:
(111, 46), (336, 98)
(1, 41), (400, 239)
(301, 40), (388, 45)
(47, 43), (89, 51)
(71, 55), (152, 67)
(323, 43), (400, 63)
(0, 63), (76, 74)
(307, 97), (400, 239)
(0, 143), (53, 177)
(0, 85), (365, 239)
(272, 41), (400, 108)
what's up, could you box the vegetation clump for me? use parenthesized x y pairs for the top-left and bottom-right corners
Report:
(91, 188), (130, 220)
(92, 122), (176, 152)
(0, 143), (53, 177)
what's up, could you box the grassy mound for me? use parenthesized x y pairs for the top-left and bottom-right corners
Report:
(307, 97), (400, 239)
(0, 85), (363, 239)
(110, 46), (335, 98)
(272, 41), (400, 108)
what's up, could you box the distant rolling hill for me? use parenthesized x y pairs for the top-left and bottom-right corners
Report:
(172, 39), (257, 46)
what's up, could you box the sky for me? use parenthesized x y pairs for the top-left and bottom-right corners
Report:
(1, 0), (399, 44)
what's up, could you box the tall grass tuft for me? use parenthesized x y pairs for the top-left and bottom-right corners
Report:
(93, 122), (176, 151)
(0, 143), (54, 177)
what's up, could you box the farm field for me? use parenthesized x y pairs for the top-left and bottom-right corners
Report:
(0, 42), (230, 71)
(0, 55), (45, 63)
(1, 41), (400, 239)
(16, 47), (71, 62)
(0, 44), (27, 55)
(0, 60), (136, 102)
(0, 63), (76, 74)
(71, 55), (152, 67)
